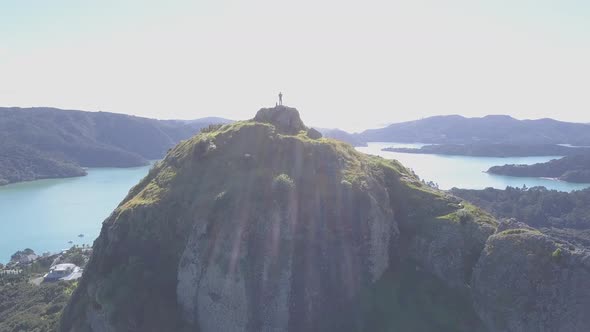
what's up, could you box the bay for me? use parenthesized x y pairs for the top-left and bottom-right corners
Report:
(0, 165), (152, 263)
(356, 142), (590, 192)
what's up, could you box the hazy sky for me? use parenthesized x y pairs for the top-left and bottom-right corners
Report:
(2, 0), (589, 132)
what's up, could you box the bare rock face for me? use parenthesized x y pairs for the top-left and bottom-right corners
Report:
(176, 166), (399, 332)
(170, 128), (403, 331)
(472, 228), (590, 332)
(406, 209), (496, 290)
(253, 106), (307, 135)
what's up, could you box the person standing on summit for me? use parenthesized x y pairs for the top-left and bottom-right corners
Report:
(278, 92), (283, 106)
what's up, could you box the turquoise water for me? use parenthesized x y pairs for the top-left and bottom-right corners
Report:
(356, 142), (590, 192)
(0, 165), (151, 263)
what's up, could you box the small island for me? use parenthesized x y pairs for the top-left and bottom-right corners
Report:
(487, 154), (590, 183)
(382, 143), (590, 157)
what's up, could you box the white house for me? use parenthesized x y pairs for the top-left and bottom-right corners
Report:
(43, 263), (83, 282)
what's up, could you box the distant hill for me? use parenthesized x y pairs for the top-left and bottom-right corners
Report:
(384, 143), (590, 157)
(488, 154), (590, 183)
(182, 117), (234, 125)
(0, 107), (232, 185)
(315, 128), (367, 146)
(356, 115), (590, 145)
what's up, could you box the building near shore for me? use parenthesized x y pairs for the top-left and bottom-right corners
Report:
(43, 263), (82, 282)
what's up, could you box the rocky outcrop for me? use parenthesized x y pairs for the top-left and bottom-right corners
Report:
(253, 106), (306, 135)
(306, 127), (323, 140)
(406, 206), (496, 289)
(62, 106), (492, 332)
(60, 106), (590, 332)
(472, 223), (590, 332)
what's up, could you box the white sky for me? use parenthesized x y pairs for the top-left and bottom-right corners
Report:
(1, 0), (589, 132)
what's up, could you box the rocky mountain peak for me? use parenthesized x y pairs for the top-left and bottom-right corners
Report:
(60, 106), (590, 332)
(62, 108), (493, 331)
(253, 106), (307, 135)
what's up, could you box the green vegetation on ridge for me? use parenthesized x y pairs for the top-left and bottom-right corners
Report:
(0, 280), (74, 332)
(452, 186), (590, 248)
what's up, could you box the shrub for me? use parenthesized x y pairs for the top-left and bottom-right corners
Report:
(200, 124), (224, 133)
(273, 173), (294, 188)
(456, 210), (473, 223)
(272, 174), (295, 197)
(499, 229), (528, 236)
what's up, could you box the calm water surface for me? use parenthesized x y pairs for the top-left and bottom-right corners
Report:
(356, 142), (590, 191)
(0, 165), (151, 263)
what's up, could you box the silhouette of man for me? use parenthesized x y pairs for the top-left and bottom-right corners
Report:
(279, 92), (283, 106)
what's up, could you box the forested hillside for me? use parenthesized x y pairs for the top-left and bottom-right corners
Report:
(451, 186), (590, 248)
(0, 107), (231, 185)
(488, 155), (590, 183)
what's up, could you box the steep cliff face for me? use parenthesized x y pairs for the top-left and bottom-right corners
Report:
(405, 205), (496, 290)
(61, 107), (496, 332)
(472, 223), (590, 332)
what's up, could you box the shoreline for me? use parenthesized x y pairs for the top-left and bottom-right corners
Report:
(0, 161), (155, 188)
